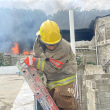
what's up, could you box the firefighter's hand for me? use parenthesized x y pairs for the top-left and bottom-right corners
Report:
(20, 56), (35, 68)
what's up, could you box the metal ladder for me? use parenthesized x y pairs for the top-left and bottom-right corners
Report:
(34, 95), (43, 110)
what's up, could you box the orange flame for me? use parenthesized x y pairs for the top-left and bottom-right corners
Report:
(23, 49), (33, 55)
(11, 43), (19, 55)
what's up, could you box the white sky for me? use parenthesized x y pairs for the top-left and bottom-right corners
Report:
(0, 0), (110, 14)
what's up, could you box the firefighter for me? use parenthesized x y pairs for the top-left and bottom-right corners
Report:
(21, 20), (77, 110)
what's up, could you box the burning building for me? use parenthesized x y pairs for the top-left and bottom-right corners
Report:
(3, 42), (33, 66)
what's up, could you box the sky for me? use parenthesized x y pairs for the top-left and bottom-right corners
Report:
(0, 0), (110, 15)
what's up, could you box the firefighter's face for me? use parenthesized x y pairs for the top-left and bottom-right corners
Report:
(46, 45), (57, 50)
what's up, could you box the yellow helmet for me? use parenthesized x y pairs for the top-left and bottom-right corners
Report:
(37, 20), (62, 45)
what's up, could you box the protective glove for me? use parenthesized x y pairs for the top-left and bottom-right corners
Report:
(20, 56), (35, 68)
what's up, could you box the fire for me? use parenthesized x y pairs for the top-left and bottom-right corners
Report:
(23, 49), (33, 55)
(23, 51), (29, 55)
(9, 42), (32, 55)
(11, 42), (19, 55)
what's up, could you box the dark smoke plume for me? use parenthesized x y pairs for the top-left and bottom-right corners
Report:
(0, 8), (47, 54)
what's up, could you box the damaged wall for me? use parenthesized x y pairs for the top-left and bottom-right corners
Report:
(93, 15), (110, 66)
(76, 14), (110, 69)
(75, 40), (96, 65)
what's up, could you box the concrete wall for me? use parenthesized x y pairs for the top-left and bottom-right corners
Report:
(76, 49), (96, 65)
(4, 55), (29, 66)
(11, 55), (26, 66)
(75, 40), (96, 65)
(4, 55), (12, 65)
(94, 16), (110, 66)
(78, 65), (110, 110)
(86, 79), (110, 110)
(98, 45), (110, 65)
(77, 65), (87, 110)
(4, 50), (97, 66)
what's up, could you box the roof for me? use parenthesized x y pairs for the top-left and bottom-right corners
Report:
(89, 14), (110, 35)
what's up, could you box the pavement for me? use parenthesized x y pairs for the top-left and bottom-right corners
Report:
(11, 81), (34, 110)
(0, 75), (24, 110)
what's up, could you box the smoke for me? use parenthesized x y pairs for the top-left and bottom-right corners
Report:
(1, 8), (110, 54)
(77, 0), (110, 11)
(1, 0), (110, 53)
(0, 8), (47, 54)
(0, 0), (110, 14)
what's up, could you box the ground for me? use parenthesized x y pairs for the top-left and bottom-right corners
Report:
(0, 75), (24, 110)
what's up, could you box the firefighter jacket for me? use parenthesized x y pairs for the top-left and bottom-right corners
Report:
(33, 38), (77, 90)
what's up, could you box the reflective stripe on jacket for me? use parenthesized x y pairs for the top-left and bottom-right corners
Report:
(47, 75), (76, 90)
(33, 38), (77, 89)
